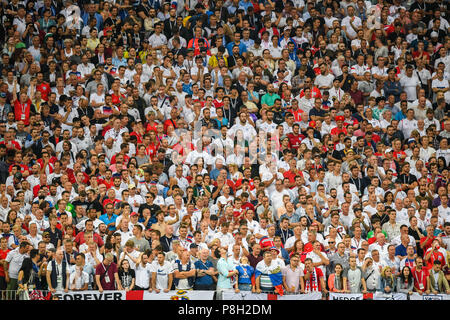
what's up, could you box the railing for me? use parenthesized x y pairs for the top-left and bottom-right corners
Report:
(0, 289), (51, 300)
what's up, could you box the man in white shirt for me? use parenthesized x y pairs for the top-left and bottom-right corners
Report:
(314, 63), (335, 95)
(151, 252), (173, 292)
(5, 241), (31, 290)
(77, 54), (95, 83)
(400, 65), (420, 102)
(341, 5), (362, 40)
(398, 108), (418, 139)
(148, 23), (167, 51)
(229, 111), (257, 141)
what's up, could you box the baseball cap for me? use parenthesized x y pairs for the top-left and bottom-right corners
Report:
(190, 243), (198, 249)
(335, 115), (344, 122)
(130, 212), (138, 217)
(0, 92), (6, 98)
(385, 148), (393, 153)
(42, 231), (50, 237)
(309, 120), (316, 128)
(407, 138), (416, 144)
(270, 246), (279, 253)
(430, 31), (439, 38)
(128, 183), (136, 189)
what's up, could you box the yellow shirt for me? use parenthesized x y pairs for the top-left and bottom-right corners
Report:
(87, 38), (100, 52)
(208, 55), (228, 69)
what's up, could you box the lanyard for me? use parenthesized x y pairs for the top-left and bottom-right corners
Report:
(230, 98), (238, 110)
(351, 177), (360, 190)
(280, 228), (289, 244)
(414, 269), (425, 285)
(18, 101), (27, 115)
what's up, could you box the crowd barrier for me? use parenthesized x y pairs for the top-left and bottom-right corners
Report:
(1, 289), (449, 300)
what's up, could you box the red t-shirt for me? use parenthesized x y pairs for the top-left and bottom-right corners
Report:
(412, 267), (429, 291)
(424, 248), (446, 268)
(14, 99), (32, 125)
(330, 127), (348, 136)
(212, 99), (224, 109)
(283, 170), (302, 184)
(419, 236), (435, 255)
(36, 82), (51, 101)
(234, 178), (255, 191)
(0, 140), (21, 151)
(242, 202), (255, 212)
(74, 231), (105, 248)
(145, 123), (158, 134)
(0, 249), (11, 277)
(287, 108), (304, 122)
(287, 133), (305, 150)
(163, 118), (177, 133)
(299, 87), (322, 99)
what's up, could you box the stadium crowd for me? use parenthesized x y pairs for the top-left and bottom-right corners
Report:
(0, 0), (449, 300)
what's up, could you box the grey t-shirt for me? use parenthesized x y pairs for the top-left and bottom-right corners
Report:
(345, 267), (363, 293)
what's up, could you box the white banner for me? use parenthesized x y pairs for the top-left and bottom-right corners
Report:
(329, 293), (364, 300)
(142, 290), (214, 300)
(53, 291), (126, 300)
(278, 292), (322, 300)
(221, 292), (322, 300)
(373, 292), (406, 300)
(38, 290), (450, 300)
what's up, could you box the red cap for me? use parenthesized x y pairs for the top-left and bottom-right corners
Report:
(309, 120), (316, 128)
(335, 115), (345, 122)
(130, 212), (138, 217)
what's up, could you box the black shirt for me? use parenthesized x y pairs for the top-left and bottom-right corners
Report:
(44, 227), (63, 248)
(336, 73), (355, 92)
(118, 269), (135, 288)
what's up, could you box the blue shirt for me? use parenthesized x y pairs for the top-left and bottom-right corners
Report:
(217, 257), (235, 289)
(226, 41), (247, 57)
(238, 0), (253, 13)
(383, 80), (402, 102)
(182, 82), (193, 95)
(394, 111), (406, 121)
(99, 213), (119, 231)
(194, 259), (214, 285)
(236, 264), (254, 284)
(395, 244), (408, 257)
(209, 168), (221, 181)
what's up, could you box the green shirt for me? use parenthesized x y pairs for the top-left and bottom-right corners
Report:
(367, 230), (388, 239)
(261, 93), (280, 107)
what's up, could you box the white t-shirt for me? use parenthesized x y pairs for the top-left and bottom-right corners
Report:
(314, 73), (335, 94)
(151, 260), (173, 290)
(135, 262), (152, 289)
(89, 92), (105, 106)
(400, 75), (420, 101)
(69, 269), (90, 290)
(341, 16), (362, 39)
(119, 250), (141, 270)
(5, 248), (28, 279)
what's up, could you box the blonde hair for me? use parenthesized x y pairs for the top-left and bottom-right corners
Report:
(381, 266), (394, 283)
